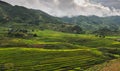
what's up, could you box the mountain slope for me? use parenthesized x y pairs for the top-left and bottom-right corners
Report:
(61, 16), (120, 32)
(0, 1), (84, 34)
(0, 0), (120, 34)
(0, 0), (61, 25)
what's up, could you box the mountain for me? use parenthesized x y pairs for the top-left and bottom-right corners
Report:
(0, 0), (62, 25)
(0, 1), (84, 34)
(61, 16), (120, 32)
(0, 0), (120, 34)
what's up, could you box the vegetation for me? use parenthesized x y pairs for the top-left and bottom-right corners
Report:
(0, 1), (120, 34)
(0, 1), (85, 34)
(61, 16), (120, 33)
(0, 29), (120, 70)
(0, 1), (120, 71)
(0, 48), (106, 71)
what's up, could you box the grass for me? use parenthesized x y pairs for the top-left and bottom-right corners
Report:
(0, 30), (120, 70)
(0, 48), (107, 71)
(1, 30), (120, 49)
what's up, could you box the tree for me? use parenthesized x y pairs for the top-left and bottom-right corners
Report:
(8, 28), (28, 38)
(71, 25), (84, 34)
(93, 27), (112, 38)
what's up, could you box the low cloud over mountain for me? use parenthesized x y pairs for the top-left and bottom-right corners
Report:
(2, 0), (120, 17)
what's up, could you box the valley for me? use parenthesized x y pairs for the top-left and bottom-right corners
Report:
(0, 0), (120, 71)
(0, 30), (120, 71)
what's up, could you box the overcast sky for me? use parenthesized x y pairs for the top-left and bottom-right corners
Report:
(2, 0), (120, 17)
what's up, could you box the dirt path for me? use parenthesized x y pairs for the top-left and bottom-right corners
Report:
(100, 59), (120, 71)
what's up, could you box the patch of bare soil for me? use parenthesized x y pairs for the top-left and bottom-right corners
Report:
(100, 59), (120, 71)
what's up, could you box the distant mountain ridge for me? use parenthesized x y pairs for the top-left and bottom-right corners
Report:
(0, 0), (120, 33)
(0, 0), (61, 24)
(60, 16), (120, 32)
(0, 1), (85, 34)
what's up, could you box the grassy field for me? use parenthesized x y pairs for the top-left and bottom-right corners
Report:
(0, 29), (120, 71)
(0, 48), (107, 71)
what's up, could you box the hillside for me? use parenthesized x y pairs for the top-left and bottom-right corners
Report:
(0, 30), (120, 71)
(61, 16), (120, 32)
(0, 1), (85, 34)
(0, 0), (120, 34)
(0, 1), (120, 71)
(0, 0), (61, 24)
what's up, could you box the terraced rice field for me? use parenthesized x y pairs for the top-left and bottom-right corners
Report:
(0, 48), (107, 71)
(0, 30), (120, 71)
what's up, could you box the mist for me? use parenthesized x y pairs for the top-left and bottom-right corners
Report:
(2, 0), (120, 17)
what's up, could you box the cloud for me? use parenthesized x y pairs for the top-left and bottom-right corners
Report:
(90, 0), (120, 9)
(2, 0), (120, 17)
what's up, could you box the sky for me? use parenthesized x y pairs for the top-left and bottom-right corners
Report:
(2, 0), (120, 17)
